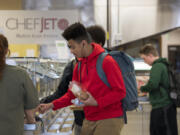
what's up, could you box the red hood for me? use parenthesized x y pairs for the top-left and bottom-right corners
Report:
(78, 42), (105, 62)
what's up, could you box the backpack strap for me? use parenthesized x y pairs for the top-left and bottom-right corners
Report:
(161, 63), (176, 91)
(96, 52), (111, 88)
(78, 62), (82, 83)
(78, 62), (81, 71)
(168, 66), (177, 90)
(123, 111), (127, 124)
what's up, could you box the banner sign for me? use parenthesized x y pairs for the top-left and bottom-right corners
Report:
(0, 10), (79, 44)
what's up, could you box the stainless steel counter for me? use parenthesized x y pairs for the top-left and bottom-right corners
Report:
(24, 102), (180, 135)
(24, 107), (74, 135)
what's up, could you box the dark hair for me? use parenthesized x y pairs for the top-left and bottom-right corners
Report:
(0, 34), (8, 79)
(86, 25), (106, 47)
(62, 22), (91, 44)
(139, 44), (158, 56)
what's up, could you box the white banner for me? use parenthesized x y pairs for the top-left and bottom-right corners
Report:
(0, 10), (79, 44)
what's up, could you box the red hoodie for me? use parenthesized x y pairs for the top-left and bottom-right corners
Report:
(53, 43), (126, 121)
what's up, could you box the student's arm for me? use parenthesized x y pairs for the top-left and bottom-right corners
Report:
(23, 70), (39, 121)
(24, 109), (36, 123)
(40, 61), (74, 103)
(51, 63), (79, 110)
(140, 63), (163, 92)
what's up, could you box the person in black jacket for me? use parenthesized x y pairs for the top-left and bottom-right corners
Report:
(40, 25), (106, 135)
(40, 60), (74, 103)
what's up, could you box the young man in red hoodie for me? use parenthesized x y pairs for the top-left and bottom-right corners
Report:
(39, 22), (126, 135)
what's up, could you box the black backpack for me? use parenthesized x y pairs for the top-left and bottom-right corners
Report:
(166, 65), (180, 107)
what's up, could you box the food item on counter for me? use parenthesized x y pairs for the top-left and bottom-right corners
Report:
(60, 127), (72, 132)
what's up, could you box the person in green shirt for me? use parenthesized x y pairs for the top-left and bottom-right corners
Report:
(0, 34), (39, 135)
(139, 44), (178, 135)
